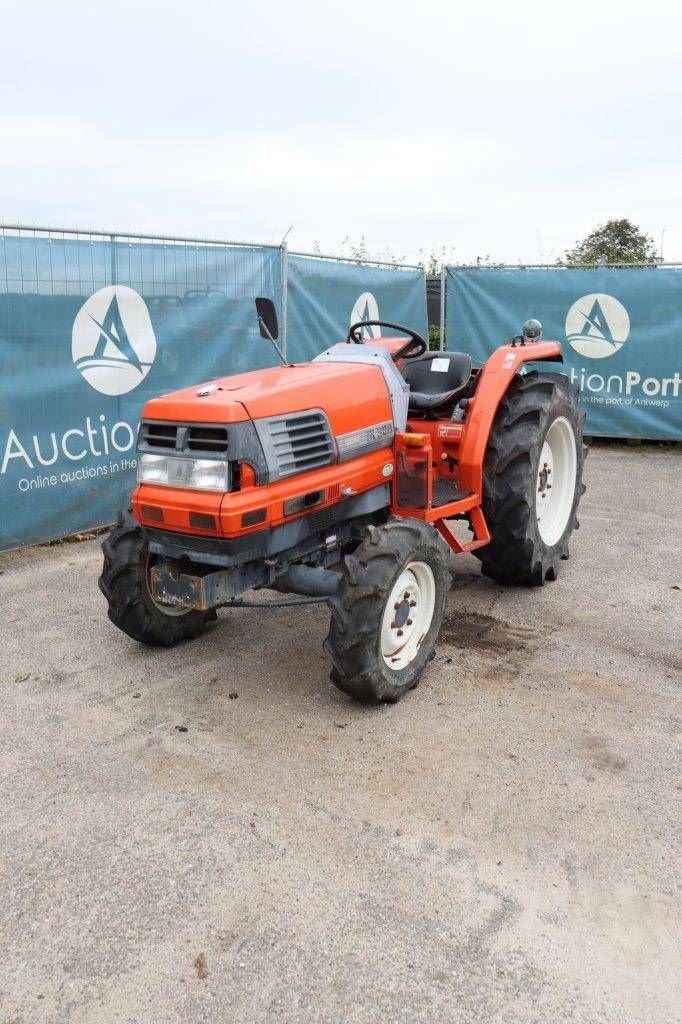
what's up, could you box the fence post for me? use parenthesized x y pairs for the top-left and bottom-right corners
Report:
(280, 241), (288, 360)
(439, 265), (446, 350)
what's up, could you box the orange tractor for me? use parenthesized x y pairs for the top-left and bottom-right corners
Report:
(100, 303), (586, 703)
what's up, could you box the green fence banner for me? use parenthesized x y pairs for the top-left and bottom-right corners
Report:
(287, 254), (427, 361)
(0, 233), (283, 551)
(445, 266), (682, 440)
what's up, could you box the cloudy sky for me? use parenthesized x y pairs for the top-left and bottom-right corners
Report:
(2, 0), (680, 264)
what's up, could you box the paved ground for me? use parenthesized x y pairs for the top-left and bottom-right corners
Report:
(1, 444), (680, 1024)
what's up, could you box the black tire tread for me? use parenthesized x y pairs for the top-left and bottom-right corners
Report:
(475, 370), (587, 586)
(325, 518), (450, 704)
(99, 509), (216, 646)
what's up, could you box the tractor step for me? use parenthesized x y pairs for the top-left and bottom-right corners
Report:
(432, 477), (471, 508)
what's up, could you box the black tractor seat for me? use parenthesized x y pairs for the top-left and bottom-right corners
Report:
(402, 351), (473, 411)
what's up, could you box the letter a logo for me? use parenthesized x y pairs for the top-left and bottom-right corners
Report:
(72, 286), (157, 395)
(350, 292), (381, 339)
(88, 294), (143, 373)
(565, 293), (630, 359)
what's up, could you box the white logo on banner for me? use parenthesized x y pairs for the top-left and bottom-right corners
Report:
(350, 291), (381, 339)
(565, 293), (630, 359)
(72, 286), (157, 395)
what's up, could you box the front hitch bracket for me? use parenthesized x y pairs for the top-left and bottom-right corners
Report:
(149, 559), (270, 611)
(149, 559), (342, 612)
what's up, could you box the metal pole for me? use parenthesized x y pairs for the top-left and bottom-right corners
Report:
(439, 265), (446, 351)
(281, 241), (288, 360)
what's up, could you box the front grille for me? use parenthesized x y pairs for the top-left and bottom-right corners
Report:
(139, 421), (228, 458)
(308, 506), (336, 533)
(140, 422), (178, 450)
(265, 411), (335, 478)
(187, 426), (229, 456)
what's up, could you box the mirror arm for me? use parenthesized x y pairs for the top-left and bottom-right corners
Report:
(258, 316), (290, 367)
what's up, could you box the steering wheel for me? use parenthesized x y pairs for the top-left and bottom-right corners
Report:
(347, 320), (427, 360)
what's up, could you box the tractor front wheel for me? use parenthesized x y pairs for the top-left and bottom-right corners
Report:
(99, 510), (216, 646)
(475, 370), (587, 585)
(325, 518), (450, 703)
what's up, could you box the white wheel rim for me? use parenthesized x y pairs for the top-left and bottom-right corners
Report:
(535, 416), (577, 546)
(381, 561), (436, 670)
(146, 555), (191, 617)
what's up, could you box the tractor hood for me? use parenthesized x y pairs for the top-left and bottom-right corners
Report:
(142, 359), (392, 437)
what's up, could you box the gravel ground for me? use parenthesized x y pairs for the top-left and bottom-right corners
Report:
(1, 444), (680, 1024)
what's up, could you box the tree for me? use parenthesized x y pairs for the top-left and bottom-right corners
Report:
(564, 219), (658, 266)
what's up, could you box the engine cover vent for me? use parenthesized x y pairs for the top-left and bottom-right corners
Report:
(138, 421), (228, 458)
(259, 410), (335, 480)
(186, 425), (229, 456)
(140, 422), (178, 450)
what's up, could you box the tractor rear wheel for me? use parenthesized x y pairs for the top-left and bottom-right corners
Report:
(99, 510), (216, 645)
(325, 518), (450, 703)
(475, 370), (586, 585)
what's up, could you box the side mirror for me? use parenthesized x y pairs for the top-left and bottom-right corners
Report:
(255, 297), (279, 340)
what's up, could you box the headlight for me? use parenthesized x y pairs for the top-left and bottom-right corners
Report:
(137, 454), (230, 492)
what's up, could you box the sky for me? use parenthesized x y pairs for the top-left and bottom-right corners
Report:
(1, 0), (681, 265)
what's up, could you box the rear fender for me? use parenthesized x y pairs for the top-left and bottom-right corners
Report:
(457, 341), (563, 496)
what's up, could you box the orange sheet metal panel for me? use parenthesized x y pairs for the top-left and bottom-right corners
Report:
(142, 361), (391, 436)
(218, 449), (393, 538)
(457, 341), (562, 496)
(406, 418), (464, 470)
(133, 450), (394, 540)
(132, 483), (224, 536)
(143, 394), (250, 424)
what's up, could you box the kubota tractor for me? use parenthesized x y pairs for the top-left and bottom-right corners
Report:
(99, 302), (586, 703)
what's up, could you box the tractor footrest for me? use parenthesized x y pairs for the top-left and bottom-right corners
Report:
(432, 478), (471, 508)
